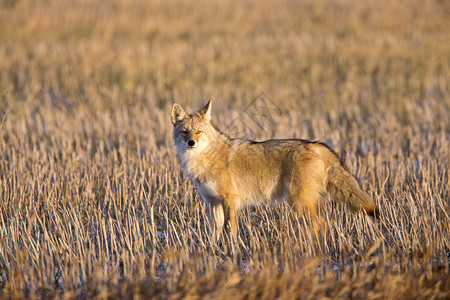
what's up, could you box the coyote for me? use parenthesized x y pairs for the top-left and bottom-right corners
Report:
(171, 100), (378, 237)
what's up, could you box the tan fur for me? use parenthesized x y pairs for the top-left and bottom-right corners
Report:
(171, 100), (378, 237)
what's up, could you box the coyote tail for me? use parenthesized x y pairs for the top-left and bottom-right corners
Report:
(327, 163), (379, 218)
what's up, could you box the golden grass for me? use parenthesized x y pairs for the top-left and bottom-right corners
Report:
(0, 0), (449, 298)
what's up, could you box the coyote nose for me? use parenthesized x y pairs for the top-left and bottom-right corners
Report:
(188, 140), (196, 147)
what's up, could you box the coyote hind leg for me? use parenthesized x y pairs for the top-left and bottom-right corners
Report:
(288, 180), (328, 238)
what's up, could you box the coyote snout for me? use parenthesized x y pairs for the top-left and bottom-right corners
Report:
(171, 100), (378, 238)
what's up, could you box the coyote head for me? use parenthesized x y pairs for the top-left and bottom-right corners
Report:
(171, 100), (214, 154)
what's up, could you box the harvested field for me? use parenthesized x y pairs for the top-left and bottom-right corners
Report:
(0, 0), (449, 298)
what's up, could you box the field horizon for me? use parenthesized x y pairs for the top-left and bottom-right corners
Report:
(1, 0), (449, 299)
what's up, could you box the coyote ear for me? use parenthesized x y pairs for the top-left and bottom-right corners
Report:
(171, 103), (187, 125)
(198, 99), (212, 122)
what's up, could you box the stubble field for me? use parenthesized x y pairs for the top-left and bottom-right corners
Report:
(0, 0), (449, 298)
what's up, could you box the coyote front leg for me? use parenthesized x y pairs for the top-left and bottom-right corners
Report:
(205, 200), (225, 238)
(222, 194), (240, 235)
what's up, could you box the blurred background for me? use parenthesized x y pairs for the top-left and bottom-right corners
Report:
(1, 0), (448, 140)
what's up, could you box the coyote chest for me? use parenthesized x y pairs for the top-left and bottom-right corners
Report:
(194, 179), (222, 206)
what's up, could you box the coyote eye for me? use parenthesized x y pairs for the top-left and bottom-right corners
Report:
(181, 129), (188, 135)
(196, 130), (202, 135)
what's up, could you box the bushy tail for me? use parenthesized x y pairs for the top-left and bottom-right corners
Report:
(327, 163), (379, 218)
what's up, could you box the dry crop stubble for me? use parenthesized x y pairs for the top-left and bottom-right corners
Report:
(0, 0), (449, 298)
